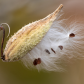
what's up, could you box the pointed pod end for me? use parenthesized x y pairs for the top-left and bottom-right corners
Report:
(59, 4), (63, 8)
(44, 4), (63, 23)
(51, 4), (63, 20)
(56, 4), (63, 12)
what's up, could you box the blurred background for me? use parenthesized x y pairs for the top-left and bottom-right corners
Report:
(0, 0), (84, 84)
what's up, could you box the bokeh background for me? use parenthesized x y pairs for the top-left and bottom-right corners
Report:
(0, 0), (84, 84)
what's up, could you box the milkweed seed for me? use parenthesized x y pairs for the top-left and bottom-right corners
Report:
(45, 49), (50, 54)
(33, 58), (41, 66)
(69, 33), (75, 37)
(58, 45), (63, 50)
(51, 48), (56, 54)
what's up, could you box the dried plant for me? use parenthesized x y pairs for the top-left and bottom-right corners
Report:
(1, 4), (84, 71)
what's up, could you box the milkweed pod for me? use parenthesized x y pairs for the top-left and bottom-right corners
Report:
(3, 4), (63, 61)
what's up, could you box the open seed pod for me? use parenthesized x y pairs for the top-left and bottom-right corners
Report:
(0, 4), (70, 71)
(3, 4), (63, 61)
(1, 4), (84, 71)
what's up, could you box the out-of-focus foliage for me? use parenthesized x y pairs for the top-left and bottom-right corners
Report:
(0, 0), (84, 84)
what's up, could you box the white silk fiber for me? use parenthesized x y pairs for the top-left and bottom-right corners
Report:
(21, 19), (84, 71)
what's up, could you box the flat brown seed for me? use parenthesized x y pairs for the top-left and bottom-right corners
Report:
(33, 59), (38, 65)
(69, 33), (75, 37)
(33, 58), (41, 66)
(45, 49), (50, 54)
(37, 58), (41, 64)
(58, 45), (63, 50)
(51, 48), (56, 54)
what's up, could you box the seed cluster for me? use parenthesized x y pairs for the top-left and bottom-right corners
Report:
(33, 33), (75, 66)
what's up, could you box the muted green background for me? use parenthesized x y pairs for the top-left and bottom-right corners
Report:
(0, 0), (84, 84)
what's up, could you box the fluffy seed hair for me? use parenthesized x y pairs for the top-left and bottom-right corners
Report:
(21, 18), (84, 71)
